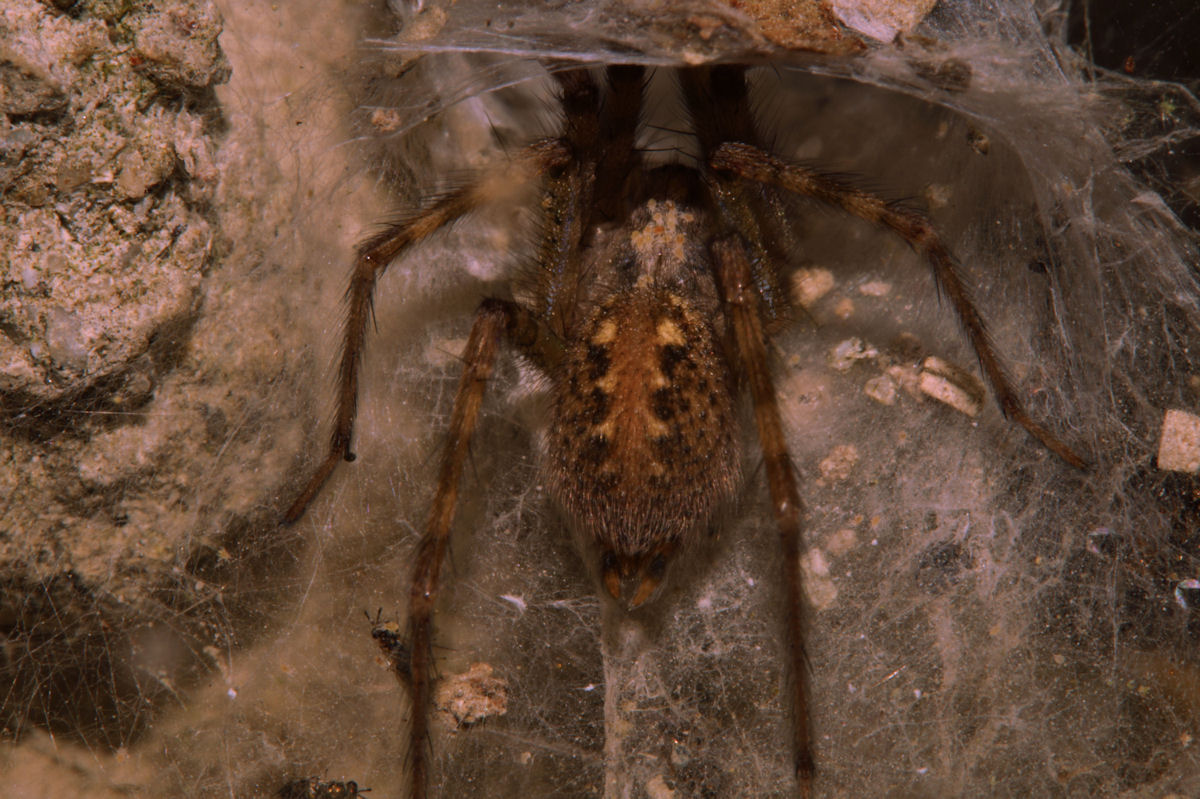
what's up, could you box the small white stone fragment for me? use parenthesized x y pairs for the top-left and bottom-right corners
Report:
(370, 107), (404, 133)
(858, 280), (892, 297)
(805, 575), (838, 611)
(829, 337), (878, 371)
(1157, 409), (1200, 473)
(864, 374), (897, 405)
(886, 364), (923, 397)
(827, 527), (858, 556)
(819, 444), (859, 482)
(918, 356), (984, 417)
(925, 183), (952, 209)
(435, 662), (508, 727)
(832, 0), (938, 41)
(499, 594), (526, 613)
(806, 548), (830, 577)
(44, 307), (88, 371)
(802, 549), (839, 610)
(792, 267), (835, 307)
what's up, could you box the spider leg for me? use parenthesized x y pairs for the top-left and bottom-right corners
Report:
(681, 65), (814, 793)
(594, 65), (645, 221)
(712, 237), (814, 797)
(527, 68), (601, 338)
(405, 297), (559, 798)
(681, 66), (794, 324)
(530, 66), (644, 336)
(282, 139), (567, 523)
(711, 141), (1087, 468)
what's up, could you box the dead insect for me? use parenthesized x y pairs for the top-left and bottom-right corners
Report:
(277, 777), (368, 799)
(367, 608), (412, 686)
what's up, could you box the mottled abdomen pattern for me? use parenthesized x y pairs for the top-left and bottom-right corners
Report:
(547, 286), (740, 557)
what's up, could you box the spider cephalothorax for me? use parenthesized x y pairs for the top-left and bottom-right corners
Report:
(283, 62), (1083, 799)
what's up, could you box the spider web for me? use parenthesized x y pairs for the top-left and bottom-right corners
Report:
(3, 0), (1200, 796)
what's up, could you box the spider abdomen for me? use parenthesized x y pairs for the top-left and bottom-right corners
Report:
(547, 286), (740, 573)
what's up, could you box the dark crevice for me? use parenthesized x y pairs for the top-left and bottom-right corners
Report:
(0, 302), (200, 443)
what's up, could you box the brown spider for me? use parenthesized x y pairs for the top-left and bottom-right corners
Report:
(283, 63), (1084, 799)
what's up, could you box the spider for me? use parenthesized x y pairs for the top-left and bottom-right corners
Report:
(282, 63), (1085, 799)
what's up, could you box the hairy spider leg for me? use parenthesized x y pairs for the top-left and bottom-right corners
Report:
(710, 141), (1088, 468)
(406, 296), (557, 799)
(282, 139), (568, 523)
(593, 65), (645, 222)
(529, 66), (646, 338)
(713, 237), (815, 797)
(680, 67), (795, 325)
(402, 66), (648, 797)
(526, 69), (598, 338)
(682, 65), (815, 796)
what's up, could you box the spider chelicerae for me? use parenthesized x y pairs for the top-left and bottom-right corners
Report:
(283, 62), (1084, 799)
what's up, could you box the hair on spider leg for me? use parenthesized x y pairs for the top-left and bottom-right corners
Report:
(284, 58), (1091, 799)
